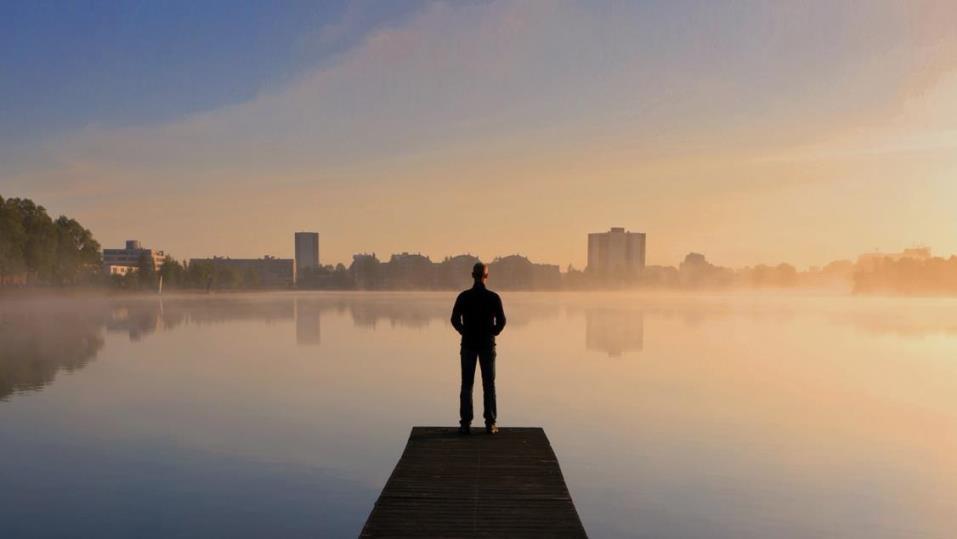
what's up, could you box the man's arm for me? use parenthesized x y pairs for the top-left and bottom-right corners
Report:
(450, 294), (465, 335)
(493, 294), (506, 336)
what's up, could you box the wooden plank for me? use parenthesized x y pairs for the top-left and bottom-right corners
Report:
(360, 426), (588, 538)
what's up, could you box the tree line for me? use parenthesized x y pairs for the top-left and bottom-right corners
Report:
(112, 256), (271, 290)
(0, 195), (276, 290)
(0, 196), (101, 286)
(5, 194), (957, 294)
(853, 256), (957, 295)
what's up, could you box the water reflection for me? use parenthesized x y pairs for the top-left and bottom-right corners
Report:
(106, 304), (163, 340)
(346, 295), (440, 329)
(584, 307), (644, 357)
(4, 293), (957, 402)
(0, 305), (104, 401)
(295, 299), (321, 346)
(3, 293), (957, 537)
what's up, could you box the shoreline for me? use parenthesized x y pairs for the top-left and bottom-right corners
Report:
(6, 286), (957, 300)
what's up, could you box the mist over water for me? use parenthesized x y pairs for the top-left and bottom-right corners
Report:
(2, 292), (956, 538)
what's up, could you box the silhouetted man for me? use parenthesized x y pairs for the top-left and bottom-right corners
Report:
(451, 262), (506, 435)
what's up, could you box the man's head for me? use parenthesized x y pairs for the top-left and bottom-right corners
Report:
(472, 262), (488, 283)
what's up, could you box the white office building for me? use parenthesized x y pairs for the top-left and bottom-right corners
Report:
(103, 240), (167, 275)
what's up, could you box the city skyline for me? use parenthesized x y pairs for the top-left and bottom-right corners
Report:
(3, 2), (957, 269)
(95, 228), (938, 276)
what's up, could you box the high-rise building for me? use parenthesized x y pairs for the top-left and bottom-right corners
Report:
(587, 227), (646, 276)
(294, 232), (320, 272)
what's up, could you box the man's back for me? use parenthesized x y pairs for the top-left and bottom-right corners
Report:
(451, 283), (506, 350)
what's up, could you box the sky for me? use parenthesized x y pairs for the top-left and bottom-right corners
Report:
(2, 0), (956, 269)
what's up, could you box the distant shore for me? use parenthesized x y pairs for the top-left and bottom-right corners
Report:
(11, 285), (957, 299)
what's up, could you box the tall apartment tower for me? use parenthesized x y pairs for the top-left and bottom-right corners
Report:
(587, 227), (646, 276)
(294, 232), (320, 272)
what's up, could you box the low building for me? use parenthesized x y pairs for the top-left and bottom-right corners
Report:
(188, 256), (296, 288)
(103, 240), (167, 275)
(107, 265), (135, 276)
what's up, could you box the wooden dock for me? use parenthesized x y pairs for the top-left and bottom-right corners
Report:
(360, 426), (587, 538)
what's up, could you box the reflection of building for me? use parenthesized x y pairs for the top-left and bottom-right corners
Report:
(189, 256), (296, 288)
(103, 240), (167, 275)
(106, 305), (161, 341)
(585, 308), (644, 357)
(295, 299), (321, 346)
(587, 228), (646, 276)
(295, 232), (320, 272)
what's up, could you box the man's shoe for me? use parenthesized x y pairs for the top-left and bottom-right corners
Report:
(485, 423), (499, 435)
(458, 424), (471, 435)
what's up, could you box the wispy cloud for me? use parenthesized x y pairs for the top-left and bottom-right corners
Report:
(3, 0), (957, 266)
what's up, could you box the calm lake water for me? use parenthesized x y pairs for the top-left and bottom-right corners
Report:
(1, 291), (956, 538)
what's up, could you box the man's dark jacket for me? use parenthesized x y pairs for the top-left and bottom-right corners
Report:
(450, 282), (506, 350)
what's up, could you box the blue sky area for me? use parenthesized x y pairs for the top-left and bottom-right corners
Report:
(0, 1), (424, 144)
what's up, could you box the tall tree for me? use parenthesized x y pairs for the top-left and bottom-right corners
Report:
(186, 260), (213, 289)
(136, 252), (157, 289)
(0, 196), (27, 283)
(10, 198), (56, 283)
(158, 256), (186, 288)
(53, 216), (102, 285)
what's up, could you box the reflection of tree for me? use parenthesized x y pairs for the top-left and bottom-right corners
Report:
(177, 297), (294, 325)
(348, 295), (447, 329)
(585, 308), (644, 358)
(828, 309), (957, 337)
(0, 309), (104, 400)
(492, 298), (559, 329)
(99, 292), (565, 337)
(10, 293), (957, 403)
(342, 293), (561, 330)
(104, 297), (294, 341)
